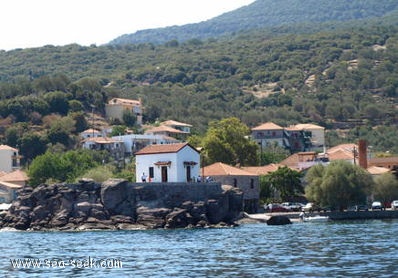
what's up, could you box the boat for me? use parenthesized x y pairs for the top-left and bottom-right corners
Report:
(302, 215), (329, 222)
(299, 212), (329, 222)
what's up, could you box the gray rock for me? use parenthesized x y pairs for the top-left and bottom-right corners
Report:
(266, 215), (292, 225)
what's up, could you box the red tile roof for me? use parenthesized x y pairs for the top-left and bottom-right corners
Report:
(0, 170), (29, 182)
(161, 120), (192, 127)
(135, 143), (195, 155)
(0, 144), (18, 151)
(202, 162), (255, 176)
(252, 122), (283, 131)
(242, 164), (296, 175)
(144, 125), (186, 134)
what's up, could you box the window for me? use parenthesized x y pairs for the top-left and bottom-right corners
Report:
(250, 179), (254, 189)
(233, 178), (237, 187)
(149, 167), (154, 178)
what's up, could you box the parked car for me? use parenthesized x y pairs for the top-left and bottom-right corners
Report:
(281, 202), (303, 212)
(347, 204), (369, 212)
(264, 203), (291, 213)
(391, 200), (398, 210)
(302, 202), (320, 213)
(371, 201), (384, 211)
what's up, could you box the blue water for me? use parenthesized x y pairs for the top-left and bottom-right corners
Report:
(1, 220), (398, 277)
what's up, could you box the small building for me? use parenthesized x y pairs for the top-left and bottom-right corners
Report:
(160, 120), (192, 134)
(105, 98), (142, 125)
(81, 137), (125, 163)
(0, 169), (28, 203)
(293, 123), (325, 151)
(144, 125), (189, 140)
(251, 122), (285, 149)
(201, 162), (259, 213)
(0, 181), (22, 203)
(111, 134), (180, 155)
(135, 143), (200, 183)
(0, 145), (21, 173)
(80, 129), (102, 140)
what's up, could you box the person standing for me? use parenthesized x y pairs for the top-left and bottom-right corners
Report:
(141, 172), (147, 182)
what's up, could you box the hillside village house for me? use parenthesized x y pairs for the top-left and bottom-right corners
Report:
(111, 134), (180, 155)
(201, 162), (259, 213)
(252, 122), (285, 149)
(81, 137), (125, 164)
(160, 120), (192, 134)
(0, 145), (21, 173)
(251, 122), (325, 153)
(144, 120), (191, 140)
(80, 128), (103, 140)
(0, 170), (28, 204)
(135, 143), (200, 183)
(105, 98), (142, 125)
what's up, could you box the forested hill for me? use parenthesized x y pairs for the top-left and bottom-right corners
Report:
(0, 5), (397, 156)
(109, 0), (398, 45)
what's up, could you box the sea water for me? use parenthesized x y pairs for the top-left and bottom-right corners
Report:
(1, 220), (398, 277)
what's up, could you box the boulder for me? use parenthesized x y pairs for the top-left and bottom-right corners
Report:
(266, 215), (292, 225)
(101, 179), (135, 217)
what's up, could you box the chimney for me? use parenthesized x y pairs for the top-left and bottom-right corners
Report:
(358, 139), (368, 169)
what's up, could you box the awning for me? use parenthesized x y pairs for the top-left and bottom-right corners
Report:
(154, 161), (172, 166)
(183, 161), (198, 166)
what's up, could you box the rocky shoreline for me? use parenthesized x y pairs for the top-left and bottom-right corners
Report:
(0, 179), (244, 231)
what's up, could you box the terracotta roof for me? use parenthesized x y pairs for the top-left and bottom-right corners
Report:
(0, 170), (29, 182)
(280, 153), (300, 169)
(367, 166), (390, 175)
(242, 164), (292, 175)
(0, 145), (18, 151)
(81, 129), (100, 134)
(369, 156), (398, 164)
(135, 143), (195, 155)
(293, 123), (324, 130)
(252, 122), (283, 131)
(327, 143), (357, 154)
(202, 162), (255, 176)
(327, 149), (354, 161)
(161, 120), (192, 127)
(144, 125), (187, 134)
(0, 181), (23, 189)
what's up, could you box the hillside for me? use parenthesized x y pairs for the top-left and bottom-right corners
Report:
(109, 0), (398, 45)
(0, 2), (397, 164)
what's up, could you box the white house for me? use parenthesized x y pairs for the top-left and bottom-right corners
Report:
(0, 145), (21, 173)
(111, 134), (180, 155)
(80, 129), (103, 140)
(135, 143), (200, 183)
(105, 98), (142, 125)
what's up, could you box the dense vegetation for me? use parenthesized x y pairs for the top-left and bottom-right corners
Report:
(0, 1), (397, 172)
(110, 0), (398, 45)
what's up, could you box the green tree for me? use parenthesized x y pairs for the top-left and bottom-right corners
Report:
(44, 91), (70, 115)
(18, 132), (48, 162)
(373, 173), (398, 205)
(265, 166), (303, 201)
(122, 110), (136, 127)
(28, 149), (102, 186)
(202, 117), (258, 166)
(305, 161), (373, 210)
(259, 142), (290, 165)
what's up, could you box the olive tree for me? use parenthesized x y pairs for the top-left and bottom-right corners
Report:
(304, 160), (373, 210)
(373, 173), (398, 204)
(263, 166), (303, 201)
(202, 117), (258, 166)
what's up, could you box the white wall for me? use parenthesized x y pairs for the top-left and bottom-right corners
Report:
(135, 145), (200, 183)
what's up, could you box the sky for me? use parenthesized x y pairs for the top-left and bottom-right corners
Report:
(0, 0), (255, 51)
